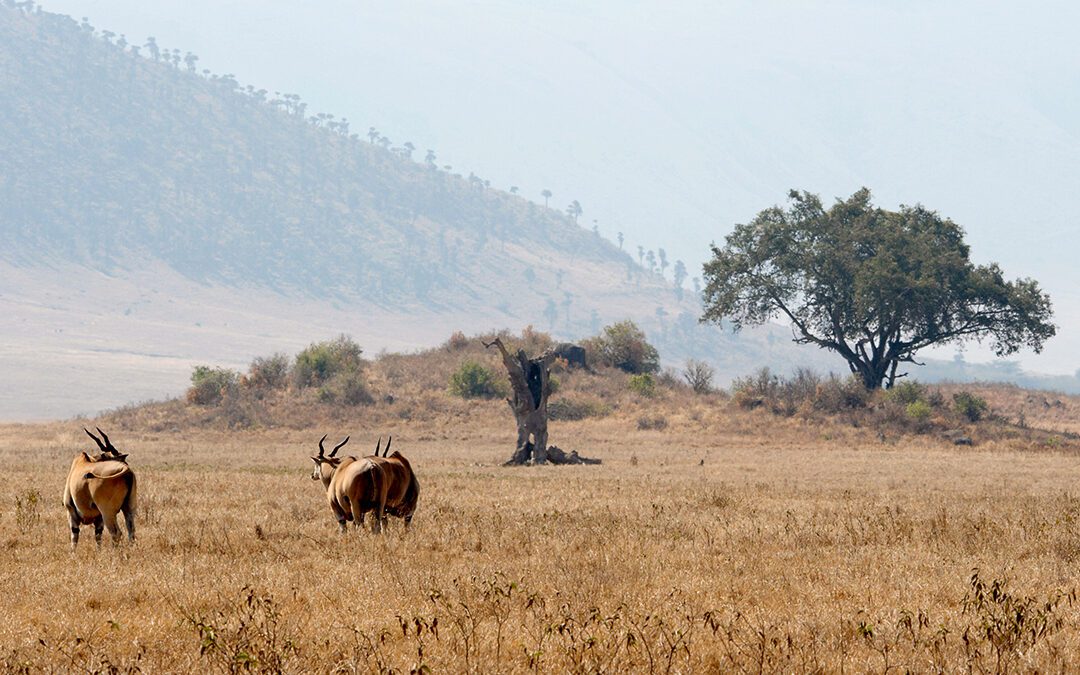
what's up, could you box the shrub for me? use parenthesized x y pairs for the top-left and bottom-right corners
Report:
(583, 320), (660, 374)
(184, 586), (299, 673)
(318, 371), (373, 406)
(906, 399), (933, 423)
(246, 353), (290, 390)
(731, 367), (779, 409)
(518, 325), (554, 354)
(885, 380), (927, 406)
(628, 373), (657, 397)
(14, 489), (40, 533)
(954, 391), (989, 422)
(961, 571), (1071, 670)
(682, 359), (715, 394)
(813, 374), (870, 413)
(785, 368), (822, 404)
(656, 368), (681, 389)
(449, 361), (502, 399)
(548, 397), (611, 421)
(187, 366), (240, 405)
(444, 331), (469, 351)
(292, 335), (364, 389)
(637, 414), (668, 430)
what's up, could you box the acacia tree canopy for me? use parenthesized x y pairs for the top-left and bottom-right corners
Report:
(700, 188), (1055, 389)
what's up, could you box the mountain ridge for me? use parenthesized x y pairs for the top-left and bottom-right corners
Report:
(2, 3), (821, 419)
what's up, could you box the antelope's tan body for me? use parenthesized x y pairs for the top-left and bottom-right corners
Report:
(311, 435), (419, 533)
(64, 429), (137, 550)
(371, 451), (419, 524)
(327, 456), (387, 532)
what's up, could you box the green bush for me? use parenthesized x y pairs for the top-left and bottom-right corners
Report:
(246, 353), (290, 390)
(187, 366), (240, 405)
(318, 371), (373, 406)
(548, 397), (611, 421)
(292, 335), (364, 389)
(583, 320), (660, 374)
(548, 374), (560, 395)
(449, 361), (502, 399)
(885, 380), (927, 406)
(628, 373), (657, 397)
(953, 391), (989, 422)
(906, 399), (933, 423)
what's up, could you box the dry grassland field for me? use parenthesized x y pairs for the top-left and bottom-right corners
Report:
(2, 339), (1080, 673)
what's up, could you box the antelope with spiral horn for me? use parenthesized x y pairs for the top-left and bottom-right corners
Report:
(63, 428), (137, 551)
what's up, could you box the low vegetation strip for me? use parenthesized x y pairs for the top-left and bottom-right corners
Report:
(106, 325), (1079, 452)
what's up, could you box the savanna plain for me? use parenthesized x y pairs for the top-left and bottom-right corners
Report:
(2, 338), (1080, 673)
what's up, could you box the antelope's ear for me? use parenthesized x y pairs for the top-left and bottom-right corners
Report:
(310, 456), (321, 464)
(112, 453), (129, 462)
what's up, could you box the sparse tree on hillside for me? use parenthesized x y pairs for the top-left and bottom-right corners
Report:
(425, 149), (437, 167)
(637, 245), (644, 266)
(645, 250), (656, 273)
(673, 260), (688, 300)
(566, 200), (582, 223)
(509, 186), (519, 194)
(367, 126), (379, 143)
(402, 141), (415, 159)
(145, 36), (159, 61)
(701, 188), (1056, 389)
(541, 189), (552, 208)
(673, 260), (687, 289)
(658, 248), (669, 277)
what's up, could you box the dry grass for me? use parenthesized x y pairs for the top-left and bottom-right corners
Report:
(4, 389), (1080, 672)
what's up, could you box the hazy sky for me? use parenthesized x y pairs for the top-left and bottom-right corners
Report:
(40, 0), (1080, 373)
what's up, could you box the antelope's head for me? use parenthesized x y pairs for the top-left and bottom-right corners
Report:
(310, 434), (349, 483)
(84, 427), (129, 462)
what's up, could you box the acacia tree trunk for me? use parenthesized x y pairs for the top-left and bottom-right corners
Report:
(482, 338), (600, 466)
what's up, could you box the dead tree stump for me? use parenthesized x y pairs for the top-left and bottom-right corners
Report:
(482, 337), (600, 466)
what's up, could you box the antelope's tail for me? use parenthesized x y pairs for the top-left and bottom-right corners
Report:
(121, 470), (137, 515)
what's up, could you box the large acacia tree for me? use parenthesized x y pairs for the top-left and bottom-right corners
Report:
(701, 189), (1055, 389)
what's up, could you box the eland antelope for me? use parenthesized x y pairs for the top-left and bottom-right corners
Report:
(309, 434), (419, 533)
(63, 428), (137, 550)
(368, 436), (420, 528)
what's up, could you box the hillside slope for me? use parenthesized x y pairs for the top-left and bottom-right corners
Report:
(0, 4), (840, 418)
(0, 4), (625, 303)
